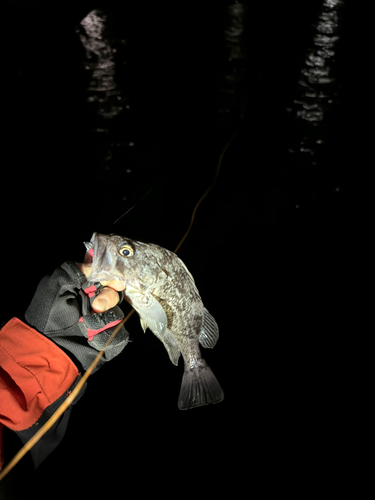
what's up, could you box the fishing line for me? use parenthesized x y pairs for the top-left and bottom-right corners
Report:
(174, 124), (241, 253)
(112, 184), (157, 225)
(175, 96), (248, 252)
(0, 98), (248, 481)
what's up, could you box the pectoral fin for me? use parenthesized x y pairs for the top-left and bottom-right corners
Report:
(125, 287), (167, 338)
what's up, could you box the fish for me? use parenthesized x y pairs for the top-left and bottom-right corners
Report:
(84, 232), (224, 410)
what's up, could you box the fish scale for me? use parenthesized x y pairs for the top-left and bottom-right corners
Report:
(85, 232), (224, 409)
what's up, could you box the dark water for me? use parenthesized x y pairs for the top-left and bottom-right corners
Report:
(1, 0), (360, 496)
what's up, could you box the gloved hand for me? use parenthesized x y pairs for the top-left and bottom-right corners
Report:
(25, 260), (129, 373)
(1, 258), (129, 471)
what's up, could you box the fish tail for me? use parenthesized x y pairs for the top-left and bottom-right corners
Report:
(178, 360), (224, 410)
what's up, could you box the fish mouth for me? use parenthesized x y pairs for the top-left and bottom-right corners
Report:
(83, 231), (98, 266)
(84, 232), (126, 285)
(83, 236), (94, 265)
(82, 232), (102, 282)
(86, 232), (106, 282)
(90, 231), (99, 258)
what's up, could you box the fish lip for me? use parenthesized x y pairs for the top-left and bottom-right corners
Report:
(90, 231), (99, 254)
(88, 270), (113, 283)
(83, 233), (97, 265)
(90, 232), (104, 264)
(87, 232), (104, 283)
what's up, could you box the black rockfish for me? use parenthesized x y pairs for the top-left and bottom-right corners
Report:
(84, 232), (224, 410)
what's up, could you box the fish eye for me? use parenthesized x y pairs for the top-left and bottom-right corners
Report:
(118, 244), (134, 257)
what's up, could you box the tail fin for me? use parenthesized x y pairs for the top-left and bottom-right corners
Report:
(178, 360), (224, 410)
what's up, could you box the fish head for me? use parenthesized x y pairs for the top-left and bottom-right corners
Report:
(84, 232), (164, 290)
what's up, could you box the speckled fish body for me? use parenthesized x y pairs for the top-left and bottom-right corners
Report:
(85, 232), (224, 410)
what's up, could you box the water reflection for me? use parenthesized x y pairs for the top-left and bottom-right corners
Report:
(216, 2), (248, 126)
(77, 7), (131, 176)
(79, 10), (126, 123)
(287, 0), (343, 167)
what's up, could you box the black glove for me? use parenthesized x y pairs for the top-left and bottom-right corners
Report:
(1, 262), (129, 471)
(25, 261), (129, 373)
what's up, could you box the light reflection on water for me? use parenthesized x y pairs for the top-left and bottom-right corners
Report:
(287, 0), (343, 168)
(76, 3), (250, 184)
(78, 9), (127, 129)
(216, 2), (247, 126)
(77, 2), (344, 182)
(77, 8), (137, 214)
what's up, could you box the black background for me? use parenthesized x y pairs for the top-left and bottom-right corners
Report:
(1, 0), (361, 497)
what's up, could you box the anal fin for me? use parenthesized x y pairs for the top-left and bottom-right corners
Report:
(163, 329), (181, 366)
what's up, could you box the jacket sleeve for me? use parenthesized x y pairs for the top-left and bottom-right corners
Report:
(25, 261), (129, 372)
